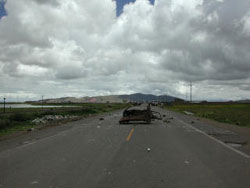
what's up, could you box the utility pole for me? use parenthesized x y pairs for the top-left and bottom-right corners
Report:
(3, 97), (6, 113)
(186, 84), (188, 102)
(42, 95), (44, 109)
(190, 82), (192, 103)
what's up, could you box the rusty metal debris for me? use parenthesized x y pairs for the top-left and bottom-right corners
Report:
(163, 119), (171, 123)
(119, 104), (162, 124)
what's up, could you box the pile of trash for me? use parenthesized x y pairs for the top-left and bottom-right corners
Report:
(163, 116), (174, 124)
(32, 115), (78, 124)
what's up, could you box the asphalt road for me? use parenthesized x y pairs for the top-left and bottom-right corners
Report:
(1, 106), (250, 188)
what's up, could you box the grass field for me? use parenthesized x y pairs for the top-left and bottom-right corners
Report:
(0, 103), (129, 136)
(164, 103), (250, 127)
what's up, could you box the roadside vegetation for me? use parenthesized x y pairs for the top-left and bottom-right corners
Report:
(0, 103), (129, 137)
(164, 103), (250, 127)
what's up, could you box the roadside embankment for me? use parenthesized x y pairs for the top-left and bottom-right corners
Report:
(0, 103), (129, 138)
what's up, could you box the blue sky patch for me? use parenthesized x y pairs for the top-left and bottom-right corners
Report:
(0, 0), (7, 19)
(116, 0), (155, 16)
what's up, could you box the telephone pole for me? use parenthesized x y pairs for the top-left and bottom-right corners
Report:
(3, 97), (6, 113)
(185, 84), (188, 101)
(190, 82), (192, 103)
(42, 95), (44, 109)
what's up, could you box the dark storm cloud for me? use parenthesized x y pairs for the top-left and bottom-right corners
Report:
(33, 0), (59, 6)
(1, 0), (250, 101)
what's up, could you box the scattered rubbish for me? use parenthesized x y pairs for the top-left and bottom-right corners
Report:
(163, 119), (171, 123)
(184, 160), (190, 164)
(147, 147), (151, 152)
(31, 181), (39, 185)
(224, 140), (246, 147)
(163, 116), (174, 123)
(27, 128), (35, 132)
(119, 104), (162, 124)
(183, 111), (194, 115)
(226, 143), (242, 147)
(23, 141), (30, 144)
(99, 117), (104, 121)
(190, 121), (195, 124)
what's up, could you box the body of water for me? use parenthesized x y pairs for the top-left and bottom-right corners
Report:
(0, 104), (77, 109)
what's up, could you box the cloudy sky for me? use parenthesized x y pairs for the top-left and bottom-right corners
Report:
(0, 0), (250, 102)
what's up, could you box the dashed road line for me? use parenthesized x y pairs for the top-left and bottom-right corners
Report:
(126, 127), (135, 142)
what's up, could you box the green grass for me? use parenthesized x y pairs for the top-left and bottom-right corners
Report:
(164, 103), (250, 127)
(0, 103), (129, 137)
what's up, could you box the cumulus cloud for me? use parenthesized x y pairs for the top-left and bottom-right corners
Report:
(0, 0), (250, 101)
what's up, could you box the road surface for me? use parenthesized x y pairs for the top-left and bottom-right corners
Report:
(0, 106), (250, 188)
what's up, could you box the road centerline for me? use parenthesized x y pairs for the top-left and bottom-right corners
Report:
(126, 127), (135, 142)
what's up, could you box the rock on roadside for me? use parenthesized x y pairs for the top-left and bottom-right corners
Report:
(32, 115), (78, 125)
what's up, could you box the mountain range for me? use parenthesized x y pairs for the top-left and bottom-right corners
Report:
(33, 93), (183, 104)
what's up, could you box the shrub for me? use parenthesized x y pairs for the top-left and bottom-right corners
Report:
(9, 113), (30, 122)
(0, 119), (11, 130)
(41, 110), (56, 116)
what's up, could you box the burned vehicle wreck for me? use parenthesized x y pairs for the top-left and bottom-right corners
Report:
(119, 104), (162, 124)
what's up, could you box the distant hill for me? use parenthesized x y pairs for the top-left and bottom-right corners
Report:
(32, 93), (183, 104)
(236, 99), (250, 103)
(120, 93), (181, 103)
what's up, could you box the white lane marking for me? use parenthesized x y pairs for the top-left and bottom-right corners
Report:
(177, 119), (250, 159)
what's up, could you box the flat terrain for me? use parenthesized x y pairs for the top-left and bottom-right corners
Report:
(0, 103), (128, 136)
(165, 103), (250, 127)
(1, 105), (250, 188)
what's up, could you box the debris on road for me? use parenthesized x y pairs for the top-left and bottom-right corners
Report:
(147, 147), (151, 152)
(183, 111), (194, 115)
(226, 142), (243, 148)
(163, 119), (171, 123)
(30, 181), (39, 185)
(163, 116), (174, 123)
(27, 128), (35, 132)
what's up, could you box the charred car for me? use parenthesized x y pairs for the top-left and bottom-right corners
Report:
(119, 104), (162, 124)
